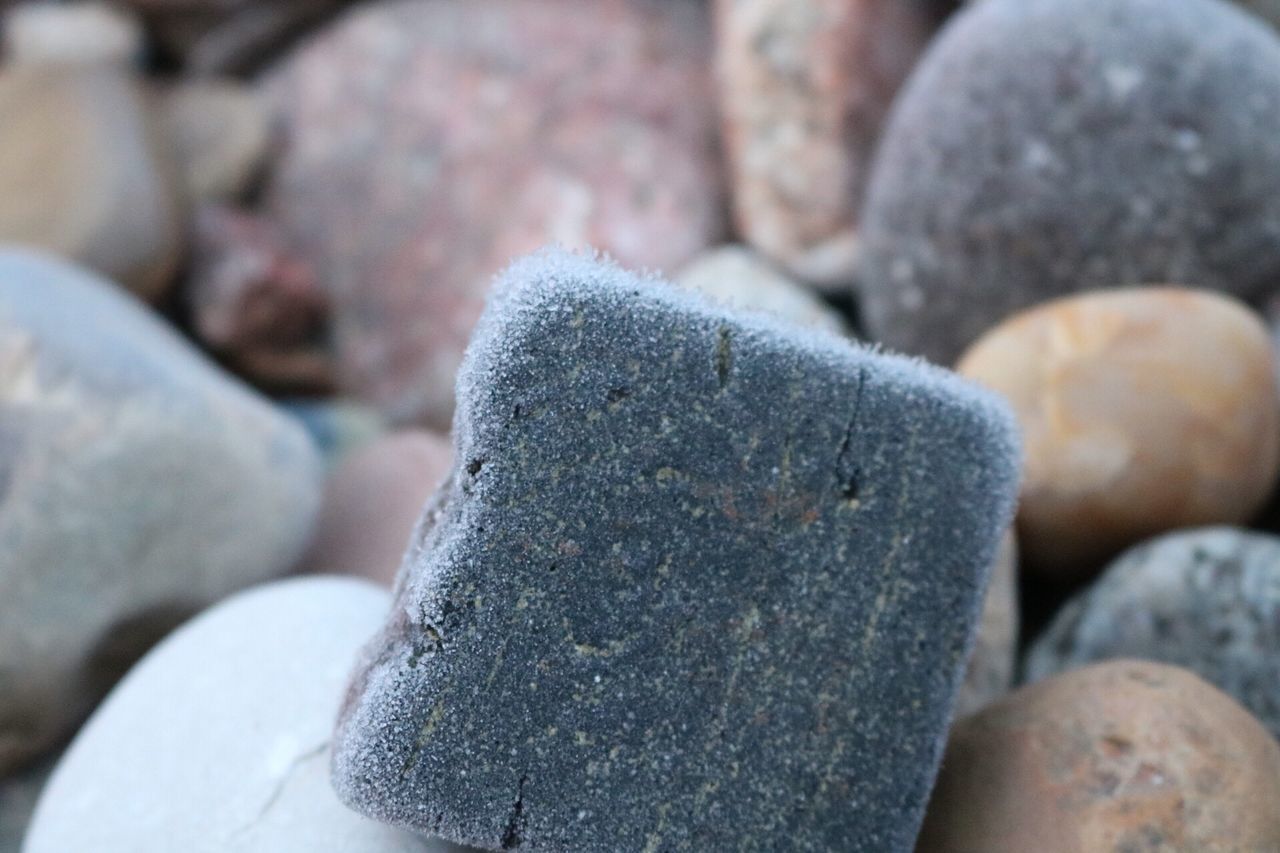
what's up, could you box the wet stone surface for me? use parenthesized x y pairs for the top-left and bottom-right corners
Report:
(331, 249), (1020, 851)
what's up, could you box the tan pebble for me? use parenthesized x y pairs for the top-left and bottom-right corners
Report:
(918, 659), (1280, 853)
(958, 287), (1280, 580)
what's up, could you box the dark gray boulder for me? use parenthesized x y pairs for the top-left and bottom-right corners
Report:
(859, 0), (1280, 365)
(332, 249), (1021, 851)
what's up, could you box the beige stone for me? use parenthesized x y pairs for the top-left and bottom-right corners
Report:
(0, 66), (185, 301)
(958, 288), (1280, 580)
(918, 660), (1280, 852)
(159, 81), (271, 203)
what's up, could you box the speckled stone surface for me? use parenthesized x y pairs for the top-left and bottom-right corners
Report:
(859, 0), (1280, 365)
(331, 249), (1021, 851)
(1024, 527), (1280, 741)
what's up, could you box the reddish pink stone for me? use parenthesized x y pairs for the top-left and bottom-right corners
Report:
(261, 0), (726, 428)
(715, 0), (940, 287)
(301, 430), (453, 587)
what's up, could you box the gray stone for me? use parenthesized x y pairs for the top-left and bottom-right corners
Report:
(675, 246), (850, 336)
(859, 0), (1280, 365)
(1, 755), (55, 852)
(23, 578), (458, 852)
(1024, 526), (1280, 741)
(0, 250), (322, 775)
(955, 530), (1018, 719)
(331, 249), (1021, 851)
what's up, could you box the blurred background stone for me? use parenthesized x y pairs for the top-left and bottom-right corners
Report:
(958, 288), (1279, 582)
(2, 1), (144, 67)
(1025, 527), (1280, 742)
(260, 0), (726, 429)
(714, 0), (940, 289)
(955, 530), (1018, 719)
(675, 245), (849, 334)
(918, 660), (1280, 852)
(158, 79), (270, 203)
(301, 430), (452, 587)
(0, 65), (185, 302)
(860, 0), (1280, 365)
(186, 204), (333, 395)
(0, 251), (321, 776)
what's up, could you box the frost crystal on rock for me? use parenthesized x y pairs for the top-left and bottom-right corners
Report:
(332, 248), (1021, 851)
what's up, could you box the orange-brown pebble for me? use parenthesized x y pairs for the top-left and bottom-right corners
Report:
(917, 660), (1280, 853)
(957, 288), (1280, 580)
(300, 430), (452, 586)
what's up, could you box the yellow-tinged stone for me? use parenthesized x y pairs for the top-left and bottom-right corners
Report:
(958, 287), (1280, 580)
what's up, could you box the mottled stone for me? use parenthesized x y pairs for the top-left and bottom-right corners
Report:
(917, 660), (1280, 852)
(331, 249), (1020, 851)
(0, 66), (185, 301)
(958, 287), (1279, 580)
(955, 530), (1018, 719)
(160, 81), (271, 203)
(2, 1), (143, 67)
(0, 251), (321, 775)
(715, 0), (938, 287)
(860, 0), (1280, 364)
(302, 431), (453, 587)
(1025, 527), (1280, 742)
(186, 204), (333, 395)
(262, 0), (725, 428)
(23, 578), (460, 852)
(675, 246), (849, 335)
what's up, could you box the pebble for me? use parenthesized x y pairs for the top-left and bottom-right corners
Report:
(675, 245), (849, 334)
(955, 530), (1019, 718)
(280, 399), (385, 469)
(0, 756), (55, 851)
(262, 0), (725, 428)
(0, 251), (321, 775)
(859, 0), (1280, 364)
(958, 287), (1280, 580)
(159, 80), (271, 203)
(917, 660), (1280, 852)
(0, 66), (185, 302)
(2, 1), (143, 67)
(330, 249), (1020, 851)
(302, 431), (453, 587)
(1024, 526), (1280, 742)
(23, 577), (464, 852)
(186, 204), (333, 396)
(714, 0), (939, 287)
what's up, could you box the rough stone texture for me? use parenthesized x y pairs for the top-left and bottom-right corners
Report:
(0, 66), (185, 302)
(23, 578), (463, 852)
(2, 1), (144, 66)
(955, 530), (1018, 719)
(187, 204), (334, 395)
(0, 250), (322, 775)
(331, 249), (1021, 852)
(261, 0), (725, 429)
(302, 431), (453, 587)
(1024, 527), (1280, 742)
(159, 81), (271, 203)
(958, 287), (1280, 580)
(917, 660), (1280, 852)
(714, 0), (938, 288)
(859, 0), (1280, 365)
(675, 246), (849, 335)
